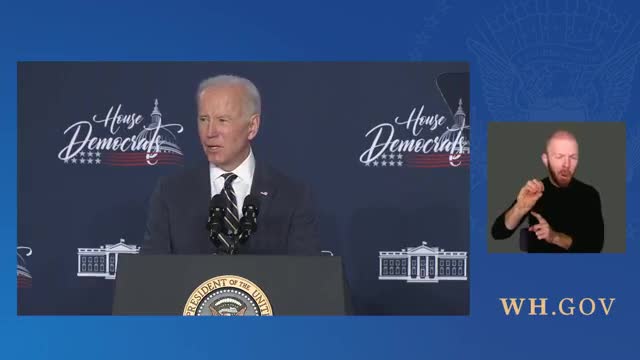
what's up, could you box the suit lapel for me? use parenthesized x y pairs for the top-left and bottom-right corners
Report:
(250, 160), (276, 229)
(195, 164), (215, 253)
(196, 163), (212, 205)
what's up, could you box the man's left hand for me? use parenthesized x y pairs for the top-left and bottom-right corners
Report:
(529, 211), (572, 249)
(529, 211), (556, 243)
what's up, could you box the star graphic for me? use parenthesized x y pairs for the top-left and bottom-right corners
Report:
(381, 161), (387, 166)
(87, 152), (93, 157)
(63, 159), (69, 164)
(389, 154), (395, 160)
(365, 162), (371, 167)
(397, 154), (403, 160)
(389, 161), (395, 166)
(80, 151), (85, 157)
(80, 158), (85, 164)
(87, 158), (94, 164)
(397, 160), (403, 166)
(95, 152), (101, 157)
(95, 158), (101, 164)
(71, 158), (77, 164)
(381, 154), (387, 159)
(373, 161), (379, 166)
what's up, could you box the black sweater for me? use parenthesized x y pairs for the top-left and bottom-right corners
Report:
(492, 177), (604, 253)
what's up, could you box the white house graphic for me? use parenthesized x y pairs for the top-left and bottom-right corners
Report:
(379, 241), (468, 283)
(77, 239), (140, 280)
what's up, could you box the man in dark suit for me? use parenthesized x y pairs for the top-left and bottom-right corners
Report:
(142, 75), (319, 255)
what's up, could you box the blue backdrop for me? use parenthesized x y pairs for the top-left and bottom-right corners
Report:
(2, 0), (639, 358)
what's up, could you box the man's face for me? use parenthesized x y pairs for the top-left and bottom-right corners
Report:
(197, 85), (259, 171)
(543, 137), (579, 187)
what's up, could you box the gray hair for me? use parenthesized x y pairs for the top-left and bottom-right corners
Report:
(197, 75), (261, 117)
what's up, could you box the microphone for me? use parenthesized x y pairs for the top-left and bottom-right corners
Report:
(238, 194), (260, 244)
(207, 194), (228, 251)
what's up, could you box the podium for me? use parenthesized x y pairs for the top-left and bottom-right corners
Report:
(113, 255), (351, 315)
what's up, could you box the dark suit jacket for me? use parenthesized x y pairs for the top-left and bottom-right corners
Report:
(142, 161), (320, 255)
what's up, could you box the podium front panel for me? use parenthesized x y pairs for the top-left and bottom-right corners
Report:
(113, 255), (348, 315)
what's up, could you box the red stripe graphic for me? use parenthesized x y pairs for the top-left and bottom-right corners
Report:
(103, 153), (183, 159)
(18, 276), (32, 288)
(102, 152), (184, 167)
(408, 164), (470, 168)
(405, 153), (470, 168)
(103, 152), (183, 157)
(406, 159), (470, 162)
(408, 153), (467, 156)
(104, 157), (183, 162)
(104, 162), (183, 166)
(406, 154), (470, 158)
(407, 162), (470, 165)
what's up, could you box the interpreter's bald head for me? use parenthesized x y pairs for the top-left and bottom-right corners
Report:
(542, 130), (579, 188)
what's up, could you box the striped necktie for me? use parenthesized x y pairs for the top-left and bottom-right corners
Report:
(220, 173), (240, 240)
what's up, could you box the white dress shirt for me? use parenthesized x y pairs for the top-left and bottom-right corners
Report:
(209, 148), (255, 218)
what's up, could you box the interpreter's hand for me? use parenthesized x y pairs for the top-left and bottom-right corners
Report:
(515, 179), (544, 212)
(529, 211), (558, 245)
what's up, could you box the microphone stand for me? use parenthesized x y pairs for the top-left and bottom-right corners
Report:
(212, 195), (259, 255)
(228, 231), (251, 255)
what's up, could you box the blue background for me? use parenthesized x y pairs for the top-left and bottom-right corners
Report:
(2, 0), (639, 358)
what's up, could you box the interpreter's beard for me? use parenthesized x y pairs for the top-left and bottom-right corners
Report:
(547, 161), (573, 188)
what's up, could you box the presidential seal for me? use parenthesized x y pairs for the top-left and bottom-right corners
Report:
(183, 275), (273, 316)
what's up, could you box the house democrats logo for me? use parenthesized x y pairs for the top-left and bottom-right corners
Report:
(183, 275), (273, 316)
(360, 99), (469, 168)
(58, 99), (184, 167)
